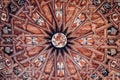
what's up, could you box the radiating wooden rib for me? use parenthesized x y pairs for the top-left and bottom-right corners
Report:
(72, 16), (112, 40)
(9, 13), (47, 31)
(48, 67), (54, 80)
(34, 0), (43, 13)
(13, 55), (36, 67)
(1, 34), (17, 37)
(36, 10), (53, 28)
(48, 3), (59, 28)
(51, 0), (56, 30)
(0, 44), (13, 47)
(1, 20), (31, 34)
(68, 47), (82, 65)
(24, 34), (45, 37)
(95, 23), (113, 32)
(108, 35), (119, 39)
(54, 52), (57, 79)
(13, 56), (24, 69)
(34, 0), (52, 30)
(10, 50), (24, 58)
(24, 14), (34, 23)
(59, 53), (70, 79)
(18, 67), (28, 77)
(66, 0), (86, 29)
(73, 10), (109, 38)
(65, 52), (83, 72)
(72, 18), (89, 34)
(14, 26), (31, 34)
(72, 31), (94, 41)
(66, 6), (86, 31)
(0, 73), (6, 80)
(101, 46), (117, 49)
(70, 48), (109, 68)
(62, 2), (66, 29)
(73, 23), (113, 41)
(65, 0), (71, 10)
(73, 64), (83, 80)
(72, 7), (92, 33)
(93, 0), (106, 13)
(37, 50), (51, 80)
(1, 41), (46, 47)
(11, 0), (20, 9)
(11, 45), (41, 58)
(18, 43), (46, 47)
(34, 53), (53, 73)
(115, 8), (120, 15)
(73, 5), (92, 33)
(33, 47), (48, 65)
(85, 47), (116, 61)
(64, 54), (72, 79)
(68, 52), (83, 80)
(97, 11), (109, 24)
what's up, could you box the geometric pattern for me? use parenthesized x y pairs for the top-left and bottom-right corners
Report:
(0, 0), (120, 80)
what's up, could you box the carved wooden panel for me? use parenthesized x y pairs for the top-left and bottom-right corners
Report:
(0, 0), (120, 80)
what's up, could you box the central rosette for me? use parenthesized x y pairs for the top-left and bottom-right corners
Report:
(52, 33), (67, 48)
(44, 25), (74, 55)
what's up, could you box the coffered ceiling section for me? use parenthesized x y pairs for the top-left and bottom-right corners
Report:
(0, 0), (120, 80)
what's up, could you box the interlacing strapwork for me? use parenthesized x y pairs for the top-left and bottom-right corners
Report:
(0, 0), (120, 80)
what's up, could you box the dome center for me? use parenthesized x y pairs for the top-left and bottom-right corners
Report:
(52, 33), (67, 48)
